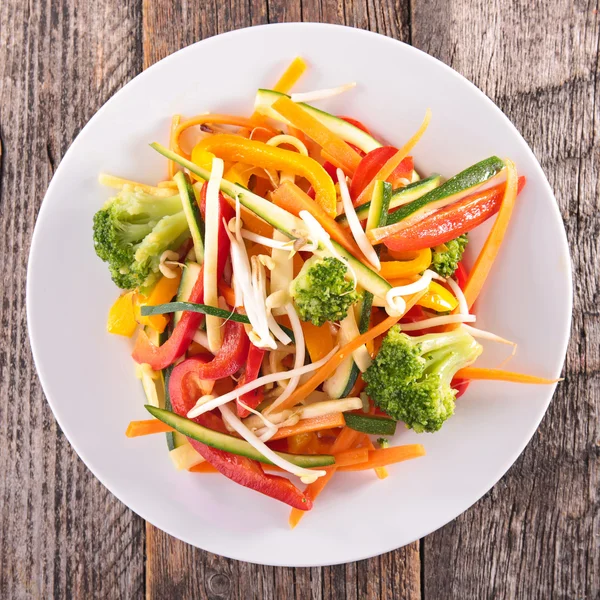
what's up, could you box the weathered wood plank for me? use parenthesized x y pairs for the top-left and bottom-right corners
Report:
(0, 0), (146, 599)
(412, 0), (600, 598)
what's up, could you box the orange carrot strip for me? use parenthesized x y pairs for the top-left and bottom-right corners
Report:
(220, 193), (274, 238)
(362, 431), (389, 479)
(272, 96), (362, 176)
(270, 413), (345, 441)
(333, 447), (369, 467)
(189, 462), (219, 473)
(355, 109), (431, 206)
(272, 181), (364, 259)
(174, 114), (277, 158)
(168, 114), (181, 178)
(454, 367), (560, 384)
(125, 420), (174, 437)
(217, 281), (236, 307)
(337, 444), (426, 471)
(289, 427), (361, 528)
(268, 295), (424, 416)
(462, 158), (518, 308)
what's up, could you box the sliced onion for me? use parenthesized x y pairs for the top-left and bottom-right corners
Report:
(400, 314), (476, 331)
(290, 82), (356, 103)
(337, 168), (380, 270)
(187, 346), (339, 419)
(266, 134), (309, 155)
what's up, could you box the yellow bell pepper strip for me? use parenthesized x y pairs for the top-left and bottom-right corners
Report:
(379, 248), (432, 279)
(271, 181), (364, 259)
(194, 134), (338, 218)
(419, 281), (459, 312)
(98, 173), (175, 197)
(463, 159), (518, 309)
(355, 109), (432, 206)
(135, 272), (182, 333)
(273, 57), (308, 93)
(168, 114), (181, 178)
(271, 95), (362, 176)
(301, 320), (335, 363)
(107, 292), (138, 337)
(174, 115), (278, 159)
(453, 367), (560, 384)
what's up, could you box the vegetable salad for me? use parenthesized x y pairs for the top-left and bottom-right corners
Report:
(94, 57), (557, 526)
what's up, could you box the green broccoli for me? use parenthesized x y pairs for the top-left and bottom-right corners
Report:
(363, 325), (482, 433)
(289, 256), (359, 326)
(430, 234), (468, 278)
(93, 189), (189, 291)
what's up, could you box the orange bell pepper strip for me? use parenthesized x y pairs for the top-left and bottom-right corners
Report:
(273, 57), (308, 93)
(300, 320), (335, 363)
(135, 271), (182, 333)
(107, 292), (138, 337)
(355, 109), (432, 206)
(463, 158), (518, 308)
(125, 419), (174, 437)
(379, 248), (432, 279)
(271, 181), (365, 259)
(271, 95), (362, 176)
(194, 134), (338, 218)
(337, 444), (426, 471)
(174, 115), (278, 159)
(453, 367), (560, 384)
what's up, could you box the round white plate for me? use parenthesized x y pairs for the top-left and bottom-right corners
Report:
(27, 23), (572, 566)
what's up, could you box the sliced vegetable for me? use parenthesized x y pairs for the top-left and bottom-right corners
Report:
(379, 248), (432, 279)
(301, 320), (335, 363)
(453, 367), (559, 384)
(271, 95), (363, 175)
(236, 344), (266, 417)
(273, 57), (308, 93)
(462, 159), (518, 308)
(169, 442), (205, 470)
(343, 413), (397, 436)
(254, 89), (382, 154)
(146, 406), (334, 469)
(193, 134), (338, 218)
(107, 292), (138, 337)
(368, 156), (506, 243)
(337, 444), (426, 471)
(126, 419), (174, 437)
(268, 413), (345, 441)
(174, 171), (204, 263)
(135, 272), (183, 333)
(336, 175), (442, 226)
(173, 262), (202, 327)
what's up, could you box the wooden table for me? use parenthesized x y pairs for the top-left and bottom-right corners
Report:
(1, 1), (598, 598)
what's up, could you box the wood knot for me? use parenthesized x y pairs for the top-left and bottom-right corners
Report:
(207, 572), (231, 596)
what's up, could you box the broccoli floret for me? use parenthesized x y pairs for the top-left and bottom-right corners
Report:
(289, 256), (359, 326)
(363, 325), (482, 433)
(430, 234), (468, 278)
(93, 189), (189, 291)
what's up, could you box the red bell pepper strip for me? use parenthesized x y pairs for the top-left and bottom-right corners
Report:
(383, 176), (526, 252)
(236, 344), (266, 417)
(132, 187), (235, 370)
(168, 354), (312, 511)
(350, 146), (413, 201)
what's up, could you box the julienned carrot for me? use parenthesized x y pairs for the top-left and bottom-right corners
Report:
(125, 419), (174, 437)
(361, 432), (389, 480)
(272, 96), (362, 176)
(454, 367), (560, 384)
(355, 109), (432, 206)
(174, 115), (277, 158)
(270, 413), (345, 441)
(337, 444), (426, 471)
(289, 427), (361, 528)
(271, 182), (365, 259)
(462, 158), (518, 308)
(217, 281), (236, 307)
(267, 293), (424, 416)
(168, 114), (181, 178)
(332, 447), (369, 467)
(190, 462), (218, 473)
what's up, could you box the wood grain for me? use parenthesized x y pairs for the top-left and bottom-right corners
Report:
(0, 0), (145, 598)
(413, 0), (600, 597)
(0, 0), (597, 598)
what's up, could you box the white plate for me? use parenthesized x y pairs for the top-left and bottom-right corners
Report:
(27, 23), (572, 566)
